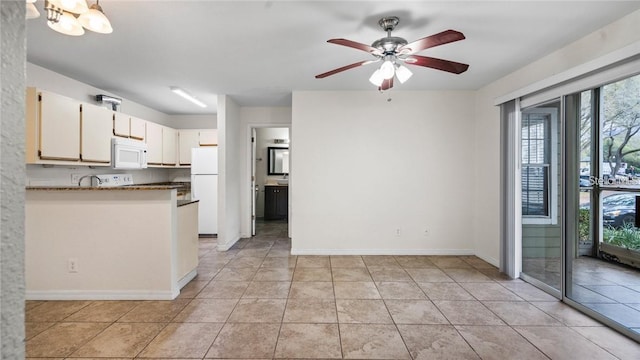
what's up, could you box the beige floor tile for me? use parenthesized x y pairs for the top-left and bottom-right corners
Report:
(405, 268), (453, 283)
(227, 298), (286, 323)
(330, 256), (365, 268)
(261, 256), (297, 268)
(25, 300), (45, 311)
(500, 282), (559, 301)
(266, 248), (292, 258)
(283, 299), (337, 323)
(456, 325), (548, 360)
(376, 281), (427, 299)
(226, 256), (265, 268)
(433, 300), (505, 325)
(296, 256), (330, 268)
(26, 322), (110, 358)
(336, 299), (392, 324)
(483, 301), (563, 326)
(242, 281), (291, 298)
(462, 256), (497, 269)
(384, 300), (449, 324)
(367, 266), (413, 282)
(531, 301), (604, 326)
(196, 281), (250, 299)
(205, 323), (280, 359)
(442, 268), (493, 282)
(293, 267), (333, 281)
(572, 326), (640, 360)
(213, 267), (257, 281)
(25, 301), (92, 322)
(138, 322), (222, 358)
(331, 267), (372, 282)
(398, 324), (479, 360)
(478, 268), (520, 282)
(418, 282), (474, 300)
(176, 280), (210, 299)
(334, 281), (380, 299)
(70, 322), (165, 358)
(64, 301), (139, 322)
(460, 282), (523, 301)
(394, 256), (437, 268)
(289, 282), (334, 299)
(236, 248), (270, 257)
(340, 324), (410, 359)
(514, 326), (619, 360)
(172, 299), (238, 322)
(275, 323), (342, 359)
(25, 322), (56, 341)
(430, 257), (473, 269)
(118, 300), (190, 322)
(362, 255), (400, 266)
(254, 267), (294, 281)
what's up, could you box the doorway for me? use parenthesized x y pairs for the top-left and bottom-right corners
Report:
(250, 127), (290, 238)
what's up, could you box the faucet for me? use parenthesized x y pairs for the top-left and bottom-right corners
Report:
(78, 175), (102, 187)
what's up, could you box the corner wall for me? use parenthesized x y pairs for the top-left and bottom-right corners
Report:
(291, 91), (475, 255)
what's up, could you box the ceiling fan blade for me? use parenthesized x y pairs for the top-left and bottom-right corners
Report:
(398, 29), (465, 55)
(327, 38), (383, 55)
(405, 55), (469, 74)
(379, 77), (394, 91)
(315, 60), (373, 79)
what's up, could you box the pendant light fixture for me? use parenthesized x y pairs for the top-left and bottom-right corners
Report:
(29, 0), (113, 36)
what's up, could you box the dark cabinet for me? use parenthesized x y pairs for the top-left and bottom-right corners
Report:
(264, 185), (288, 220)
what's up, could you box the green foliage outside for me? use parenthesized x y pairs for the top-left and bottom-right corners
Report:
(603, 223), (640, 251)
(578, 208), (590, 243)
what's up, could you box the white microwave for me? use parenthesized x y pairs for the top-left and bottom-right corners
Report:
(111, 137), (148, 169)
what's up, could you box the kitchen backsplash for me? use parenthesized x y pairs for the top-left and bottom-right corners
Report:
(27, 165), (191, 186)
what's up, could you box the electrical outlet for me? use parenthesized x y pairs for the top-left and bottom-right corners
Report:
(71, 174), (82, 185)
(68, 258), (78, 273)
(395, 228), (401, 237)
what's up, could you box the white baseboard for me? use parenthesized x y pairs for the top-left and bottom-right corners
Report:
(26, 289), (179, 301)
(474, 253), (499, 267)
(217, 235), (241, 251)
(290, 248), (476, 256)
(177, 269), (198, 290)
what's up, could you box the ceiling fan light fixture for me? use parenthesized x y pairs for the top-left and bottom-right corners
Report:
(170, 86), (207, 108)
(369, 69), (385, 87)
(78, 1), (113, 34)
(59, 0), (88, 14)
(26, 2), (40, 19)
(380, 59), (395, 80)
(395, 64), (413, 84)
(48, 11), (85, 36)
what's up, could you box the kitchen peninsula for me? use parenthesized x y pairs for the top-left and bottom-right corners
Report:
(25, 184), (199, 300)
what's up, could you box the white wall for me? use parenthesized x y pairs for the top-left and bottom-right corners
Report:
(291, 91), (475, 255)
(238, 107), (292, 237)
(168, 115), (217, 129)
(472, 8), (640, 266)
(217, 95), (243, 250)
(255, 127), (289, 218)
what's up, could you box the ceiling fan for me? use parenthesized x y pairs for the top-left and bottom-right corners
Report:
(315, 16), (469, 91)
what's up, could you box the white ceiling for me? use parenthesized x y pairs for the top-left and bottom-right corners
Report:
(26, 1), (640, 115)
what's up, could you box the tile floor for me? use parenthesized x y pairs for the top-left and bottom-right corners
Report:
(25, 221), (640, 359)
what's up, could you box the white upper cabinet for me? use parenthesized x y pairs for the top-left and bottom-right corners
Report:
(130, 117), (146, 141)
(199, 129), (218, 146)
(37, 90), (81, 161)
(162, 126), (177, 165)
(146, 121), (163, 165)
(80, 103), (113, 163)
(178, 130), (199, 165)
(113, 112), (130, 138)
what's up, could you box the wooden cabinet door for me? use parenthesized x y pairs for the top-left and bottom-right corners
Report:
(129, 116), (146, 140)
(81, 103), (112, 163)
(113, 112), (129, 138)
(39, 91), (80, 160)
(276, 186), (289, 218)
(178, 130), (199, 165)
(264, 187), (278, 220)
(199, 129), (218, 146)
(162, 126), (177, 165)
(146, 121), (163, 164)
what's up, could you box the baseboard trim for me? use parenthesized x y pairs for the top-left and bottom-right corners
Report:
(25, 289), (178, 301)
(474, 253), (499, 267)
(217, 235), (241, 251)
(177, 269), (197, 290)
(290, 248), (476, 256)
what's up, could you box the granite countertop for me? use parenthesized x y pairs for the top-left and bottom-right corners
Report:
(177, 199), (199, 207)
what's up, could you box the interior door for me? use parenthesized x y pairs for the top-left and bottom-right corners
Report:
(251, 128), (257, 236)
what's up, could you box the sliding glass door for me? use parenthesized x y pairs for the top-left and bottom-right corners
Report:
(520, 100), (562, 294)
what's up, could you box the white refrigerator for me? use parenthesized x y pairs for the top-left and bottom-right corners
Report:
(191, 147), (218, 235)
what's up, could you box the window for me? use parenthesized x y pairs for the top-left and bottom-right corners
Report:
(521, 107), (558, 224)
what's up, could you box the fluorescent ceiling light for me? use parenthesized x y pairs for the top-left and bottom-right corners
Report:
(170, 86), (207, 108)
